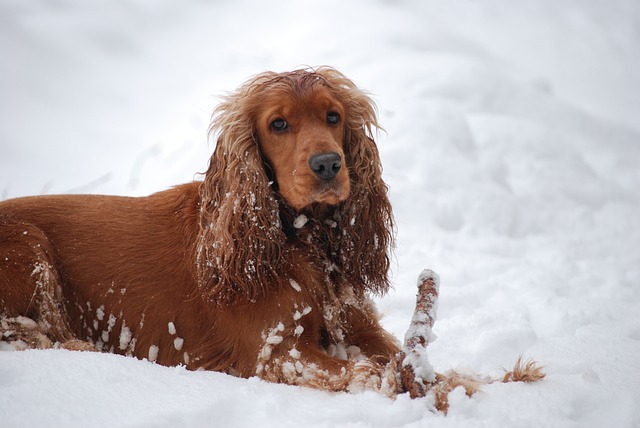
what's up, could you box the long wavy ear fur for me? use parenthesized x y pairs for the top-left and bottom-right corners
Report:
(196, 73), (287, 305)
(305, 67), (395, 296)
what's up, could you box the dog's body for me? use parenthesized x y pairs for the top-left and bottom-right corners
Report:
(0, 182), (398, 380)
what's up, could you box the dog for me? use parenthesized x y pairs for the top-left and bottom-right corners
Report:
(1, 67), (401, 392)
(0, 67), (543, 409)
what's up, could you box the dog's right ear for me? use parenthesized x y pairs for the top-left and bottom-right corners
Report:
(196, 84), (287, 305)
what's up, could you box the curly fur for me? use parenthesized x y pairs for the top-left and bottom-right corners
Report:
(197, 67), (393, 305)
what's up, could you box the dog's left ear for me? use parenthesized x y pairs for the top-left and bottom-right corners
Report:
(316, 67), (395, 295)
(196, 85), (287, 305)
(339, 128), (394, 296)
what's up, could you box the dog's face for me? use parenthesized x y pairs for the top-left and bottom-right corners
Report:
(255, 85), (350, 210)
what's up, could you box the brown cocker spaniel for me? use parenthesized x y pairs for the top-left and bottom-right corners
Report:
(0, 67), (542, 409)
(0, 67), (398, 390)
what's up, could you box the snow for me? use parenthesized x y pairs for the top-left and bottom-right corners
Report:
(1, 0), (640, 427)
(148, 345), (159, 363)
(118, 325), (132, 351)
(293, 214), (309, 229)
(173, 337), (184, 351)
(289, 278), (302, 292)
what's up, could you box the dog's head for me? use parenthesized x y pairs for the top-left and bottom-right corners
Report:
(198, 67), (393, 304)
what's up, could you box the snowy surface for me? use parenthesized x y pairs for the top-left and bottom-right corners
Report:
(2, 0), (640, 427)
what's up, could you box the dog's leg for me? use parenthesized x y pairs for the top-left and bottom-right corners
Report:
(0, 221), (81, 348)
(254, 317), (400, 396)
(254, 272), (439, 397)
(340, 300), (401, 361)
(257, 341), (399, 396)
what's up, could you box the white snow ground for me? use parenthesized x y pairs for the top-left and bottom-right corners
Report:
(1, 0), (640, 427)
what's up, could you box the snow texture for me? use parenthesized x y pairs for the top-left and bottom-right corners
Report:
(2, 0), (640, 427)
(293, 214), (309, 229)
(289, 278), (302, 292)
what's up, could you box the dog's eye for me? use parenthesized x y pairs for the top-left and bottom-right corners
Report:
(271, 118), (288, 132)
(327, 112), (340, 125)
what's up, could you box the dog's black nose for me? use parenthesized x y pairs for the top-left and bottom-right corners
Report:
(309, 152), (342, 180)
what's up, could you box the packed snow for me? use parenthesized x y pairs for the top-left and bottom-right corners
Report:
(1, 0), (640, 427)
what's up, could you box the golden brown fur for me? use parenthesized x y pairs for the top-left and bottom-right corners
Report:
(0, 67), (399, 391)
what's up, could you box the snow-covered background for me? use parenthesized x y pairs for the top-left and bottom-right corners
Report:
(1, 0), (639, 427)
